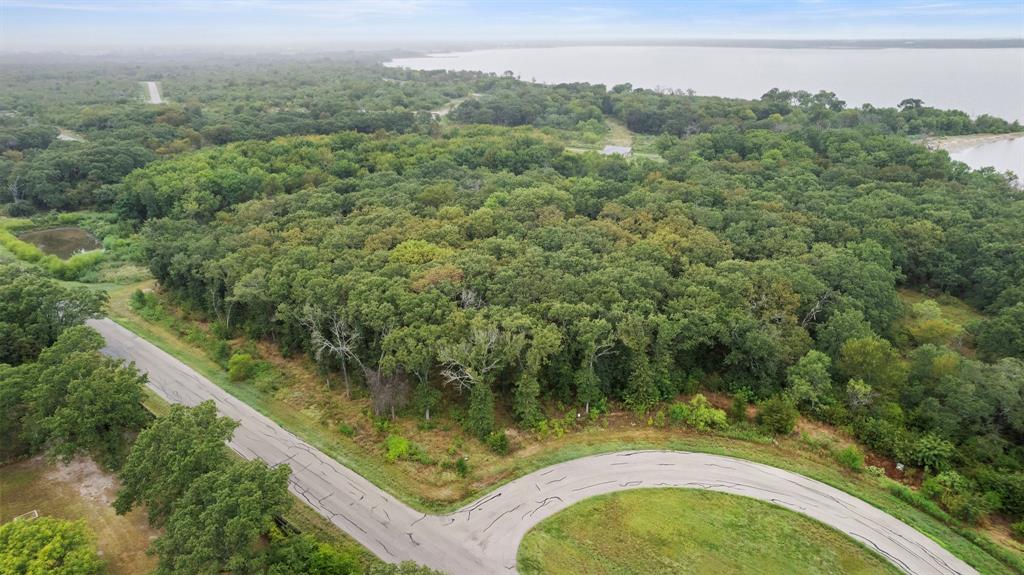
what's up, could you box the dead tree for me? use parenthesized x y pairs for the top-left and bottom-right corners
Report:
(300, 304), (359, 397)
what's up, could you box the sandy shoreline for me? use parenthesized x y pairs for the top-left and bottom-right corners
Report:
(924, 131), (1024, 154)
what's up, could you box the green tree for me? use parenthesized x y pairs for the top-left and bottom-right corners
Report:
(837, 336), (907, 401)
(0, 265), (105, 365)
(974, 303), (1024, 360)
(815, 308), (873, 360)
(115, 401), (239, 526)
(619, 315), (660, 413)
(153, 459), (291, 575)
(786, 350), (833, 412)
(0, 517), (103, 575)
(42, 360), (149, 468)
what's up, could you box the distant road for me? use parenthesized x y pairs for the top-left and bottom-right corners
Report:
(90, 317), (976, 575)
(142, 81), (162, 104)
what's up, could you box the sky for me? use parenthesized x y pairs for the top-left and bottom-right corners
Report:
(1, 0), (1022, 52)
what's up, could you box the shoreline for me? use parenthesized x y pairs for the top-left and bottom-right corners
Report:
(923, 132), (1024, 154)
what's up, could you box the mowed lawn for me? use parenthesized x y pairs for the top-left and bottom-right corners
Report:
(0, 457), (158, 575)
(518, 488), (902, 575)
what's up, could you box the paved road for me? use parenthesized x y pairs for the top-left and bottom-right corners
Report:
(91, 318), (976, 575)
(142, 81), (163, 104)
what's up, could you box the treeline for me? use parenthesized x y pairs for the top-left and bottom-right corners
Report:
(119, 120), (1024, 527)
(451, 78), (1024, 137)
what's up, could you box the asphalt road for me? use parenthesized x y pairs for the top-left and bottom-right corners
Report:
(91, 317), (976, 575)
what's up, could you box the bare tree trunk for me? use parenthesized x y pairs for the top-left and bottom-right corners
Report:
(341, 360), (350, 398)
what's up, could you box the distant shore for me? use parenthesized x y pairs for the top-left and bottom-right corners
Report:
(924, 132), (1024, 153)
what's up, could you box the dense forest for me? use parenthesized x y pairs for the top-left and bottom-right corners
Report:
(2, 54), (1023, 555)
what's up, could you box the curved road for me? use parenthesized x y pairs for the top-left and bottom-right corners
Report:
(90, 318), (975, 575)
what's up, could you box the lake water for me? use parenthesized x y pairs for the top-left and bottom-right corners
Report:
(388, 46), (1024, 122)
(19, 227), (102, 259)
(950, 137), (1024, 183)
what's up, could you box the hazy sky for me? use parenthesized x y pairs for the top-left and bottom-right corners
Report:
(2, 0), (1023, 52)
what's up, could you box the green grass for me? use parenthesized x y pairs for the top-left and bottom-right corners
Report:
(518, 488), (902, 575)
(898, 288), (985, 327)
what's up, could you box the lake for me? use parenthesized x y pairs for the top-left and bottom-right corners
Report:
(388, 46), (1024, 122)
(948, 136), (1024, 182)
(18, 227), (102, 259)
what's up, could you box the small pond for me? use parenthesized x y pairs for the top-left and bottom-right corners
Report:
(18, 227), (102, 259)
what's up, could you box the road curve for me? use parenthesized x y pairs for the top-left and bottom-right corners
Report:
(90, 318), (975, 575)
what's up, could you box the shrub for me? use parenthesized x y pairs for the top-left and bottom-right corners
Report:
(921, 471), (998, 525)
(757, 396), (798, 435)
(921, 471), (968, 500)
(667, 401), (689, 424)
(485, 431), (510, 455)
(338, 422), (356, 437)
(384, 435), (411, 462)
(944, 491), (999, 525)
(834, 445), (865, 473)
(728, 394), (748, 423)
(973, 469), (1024, 517)
(212, 340), (232, 365)
(907, 433), (955, 472)
(684, 394), (727, 431)
(453, 457), (469, 477)
(228, 352), (256, 382)
(1012, 520), (1024, 541)
(667, 394), (727, 431)
(652, 409), (666, 428)
(852, 416), (909, 460)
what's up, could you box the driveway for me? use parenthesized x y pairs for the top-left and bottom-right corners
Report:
(90, 318), (975, 575)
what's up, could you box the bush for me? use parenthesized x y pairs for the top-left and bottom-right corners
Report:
(451, 457), (469, 477)
(973, 469), (1024, 517)
(485, 431), (510, 455)
(667, 394), (727, 431)
(384, 434), (411, 462)
(906, 433), (955, 472)
(852, 416), (909, 461)
(685, 394), (727, 431)
(921, 471), (998, 525)
(667, 401), (689, 424)
(835, 445), (865, 473)
(1012, 520), (1024, 541)
(228, 353), (256, 382)
(265, 531), (360, 575)
(757, 396), (798, 435)
(728, 394), (748, 423)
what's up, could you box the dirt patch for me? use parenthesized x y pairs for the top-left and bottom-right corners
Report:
(44, 456), (117, 505)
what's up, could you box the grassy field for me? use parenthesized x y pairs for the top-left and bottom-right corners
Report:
(0, 457), (159, 575)
(518, 489), (902, 575)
